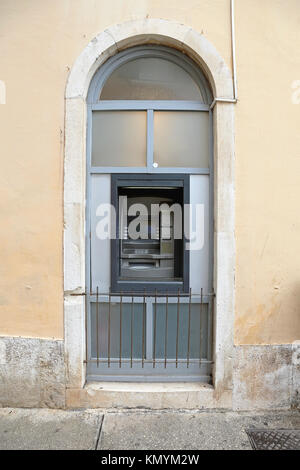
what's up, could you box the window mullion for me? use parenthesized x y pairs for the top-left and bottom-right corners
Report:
(147, 109), (154, 171)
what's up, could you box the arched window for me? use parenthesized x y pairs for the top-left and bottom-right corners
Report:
(100, 57), (205, 100)
(86, 46), (213, 382)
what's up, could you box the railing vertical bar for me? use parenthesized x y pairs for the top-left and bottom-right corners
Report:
(153, 289), (157, 368)
(130, 293), (134, 368)
(207, 297), (213, 362)
(96, 286), (99, 367)
(164, 291), (168, 368)
(176, 288), (180, 368)
(85, 288), (88, 365)
(199, 287), (203, 367)
(142, 292), (146, 367)
(87, 284), (92, 368)
(119, 291), (122, 368)
(108, 288), (111, 368)
(187, 288), (192, 368)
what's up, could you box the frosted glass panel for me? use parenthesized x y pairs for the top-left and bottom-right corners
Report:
(90, 175), (111, 293)
(189, 175), (210, 294)
(91, 303), (144, 359)
(154, 111), (209, 168)
(92, 111), (146, 166)
(154, 303), (209, 359)
(100, 58), (203, 101)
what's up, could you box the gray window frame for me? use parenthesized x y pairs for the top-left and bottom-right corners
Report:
(111, 173), (190, 294)
(85, 45), (214, 382)
(86, 45), (213, 176)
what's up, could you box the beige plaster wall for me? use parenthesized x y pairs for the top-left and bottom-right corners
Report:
(234, 0), (300, 344)
(0, 0), (299, 343)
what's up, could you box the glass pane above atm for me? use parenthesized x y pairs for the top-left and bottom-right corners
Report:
(154, 111), (209, 168)
(92, 111), (147, 167)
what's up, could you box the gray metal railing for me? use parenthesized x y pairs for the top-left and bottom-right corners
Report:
(84, 288), (214, 372)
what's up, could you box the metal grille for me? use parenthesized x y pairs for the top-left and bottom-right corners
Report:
(246, 429), (300, 450)
(84, 288), (214, 381)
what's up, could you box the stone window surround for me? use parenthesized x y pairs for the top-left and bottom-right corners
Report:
(64, 18), (235, 407)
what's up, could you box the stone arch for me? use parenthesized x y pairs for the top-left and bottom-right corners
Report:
(64, 19), (235, 407)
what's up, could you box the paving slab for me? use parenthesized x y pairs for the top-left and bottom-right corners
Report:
(0, 408), (299, 450)
(98, 410), (300, 450)
(0, 408), (103, 450)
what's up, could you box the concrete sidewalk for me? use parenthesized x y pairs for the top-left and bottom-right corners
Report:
(0, 408), (299, 450)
